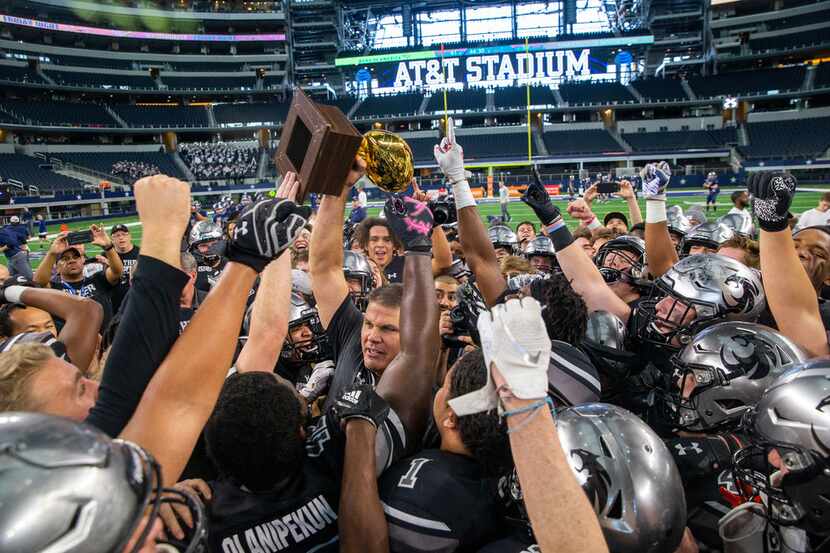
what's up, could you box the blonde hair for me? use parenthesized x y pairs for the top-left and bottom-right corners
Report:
(0, 343), (54, 412)
(500, 255), (536, 277)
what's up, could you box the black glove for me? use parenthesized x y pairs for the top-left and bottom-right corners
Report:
(226, 198), (311, 273)
(0, 276), (37, 304)
(521, 169), (561, 226)
(332, 384), (390, 429)
(384, 195), (434, 254)
(747, 171), (796, 232)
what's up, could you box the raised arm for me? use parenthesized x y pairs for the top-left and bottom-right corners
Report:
(618, 179), (643, 226)
(120, 181), (311, 485)
(375, 196), (440, 440)
(434, 118), (506, 306)
(235, 174), (301, 374)
(90, 225), (124, 285)
(309, 159), (366, 328)
(431, 225), (453, 276)
(1, 281), (102, 370)
(33, 232), (67, 287)
(521, 175), (630, 323)
(750, 172), (830, 357)
(642, 162), (678, 278)
(334, 387), (392, 553)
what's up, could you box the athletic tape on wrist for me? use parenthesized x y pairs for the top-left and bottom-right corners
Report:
(3, 285), (26, 305)
(545, 220), (574, 252)
(646, 200), (667, 224)
(451, 180), (476, 210)
(586, 217), (602, 231)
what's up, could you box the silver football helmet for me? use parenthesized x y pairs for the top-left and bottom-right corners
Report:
(523, 236), (557, 273)
(0, 412), (206, 553)
(667, 205), (692, 240)
(637, 254), (766, 355)
(717, 212), (753, 236)
(343, 250), (375, 311)
(488, 225), (518, 254)
(557, 403), (687, 553)
(188, 221), (225, 265)
(680, 222), (735, 256)
(282, 292), (330, 363)
(733, 360), (830, 535)
(669, 322), (808, 431)
(594, 235), (648, 285)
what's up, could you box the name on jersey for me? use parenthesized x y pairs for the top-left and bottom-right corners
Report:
(220, 495), (337, 553)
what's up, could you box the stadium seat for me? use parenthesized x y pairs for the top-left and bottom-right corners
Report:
(162, 75), (257, 90)
(543, 129), (623, 155)
(741, 117), (830, 159)
(404, 137), (441, 163)
(112, 105), (211, 128)
(688, 67), (805, 98)
(45, 70), (158, 90)
(559, 82), (636, 105)
(352, 93), (423, 119)
(623, 128), (737, 152)
(213, 102), (290, 126)
(630, 78), (688, 102)
(50, 152), (187, 181)
(0, 100), (117, 127)
(0, 154), (86, 194)
(0, 64), (47, 84)
(494, 86), (558, 109)
(425, 89), (487, 113)
(459, 132), (536, 159)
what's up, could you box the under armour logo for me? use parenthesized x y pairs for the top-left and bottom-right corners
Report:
(234, 221), (249, 239)
(528, 352), (542, 364)
(674, 442), (703, 456)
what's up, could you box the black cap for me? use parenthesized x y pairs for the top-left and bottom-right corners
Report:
(110, 224), (130, 235)
(603, 211), (629, 228)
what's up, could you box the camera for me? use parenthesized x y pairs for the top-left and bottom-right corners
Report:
(428, 194), (457, 226)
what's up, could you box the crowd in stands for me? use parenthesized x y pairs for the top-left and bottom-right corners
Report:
(1, 121), (830, 553)
(180, 142), (258, 181)
(111, 160), (160, 183)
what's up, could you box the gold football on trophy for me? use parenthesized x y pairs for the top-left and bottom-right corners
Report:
(357, 130), (414, 193)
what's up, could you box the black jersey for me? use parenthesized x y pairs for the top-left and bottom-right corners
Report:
(111, 245), (140, 315)
(207, 407), (406, 553)
(384, 255), (405, 284)
(195, 258), (227, 293)
(379, 449), (503, 553)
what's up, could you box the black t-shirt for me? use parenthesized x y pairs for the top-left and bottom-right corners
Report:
(51, 271), (116, 332)
(196, 258), (228, 293)
(384, 255), (405, 284)
(179, 288), (208, 334)
(85, 255), (189, 438)
(111, 246), (140, 315)
(321, 296), (377, 412)
(379, 449), (503, 553)
(206, 407), (406, 553)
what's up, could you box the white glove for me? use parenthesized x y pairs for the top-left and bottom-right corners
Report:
(640, 161), (671, 201)
(433, 117), (467, 185)
(449, 298), (551, 416)
(298, 360), (335, 402)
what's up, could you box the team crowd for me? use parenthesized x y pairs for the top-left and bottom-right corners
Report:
(179, 142), (259, 181)
(1, 119), (830, 553)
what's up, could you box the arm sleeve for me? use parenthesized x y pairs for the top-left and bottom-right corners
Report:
(85, 255), (189, 437)
(322, 297), (365, 409)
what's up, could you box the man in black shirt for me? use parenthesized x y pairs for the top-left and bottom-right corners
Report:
(34, 225), (123, 332)
(110, 223), (140, 314)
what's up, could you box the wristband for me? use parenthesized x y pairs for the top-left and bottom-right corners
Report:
(3, 285), (26, 305)
(451, 180), (476, 210)
(646, 200), (667, 224)
(102, 244), (114, 252)
(502, 397), (552, 418)
(546, 220), (574, 252)
(405, 250), (432, 257)
(586, 217), (602, 231)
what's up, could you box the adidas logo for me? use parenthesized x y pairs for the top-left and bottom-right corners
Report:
(343, 390), (362, 404)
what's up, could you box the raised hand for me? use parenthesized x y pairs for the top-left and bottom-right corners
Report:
(640, 161), (671, 201)
(618, 179), (635, 200)
(521, 170), (561, 226)
(48, 231), (69, 256)
(747, 171), (796, 232)
(583, 183), (599, 206)
(227, 198), (312, 272)
(90, 224), (112, 249)
(433, 117), (467, 185)
(332, 384), (390, 429)
(383, 195), (434, 254)
(567, 198), (596, 225)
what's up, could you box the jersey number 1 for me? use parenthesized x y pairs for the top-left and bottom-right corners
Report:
(398, 458), (430, 489)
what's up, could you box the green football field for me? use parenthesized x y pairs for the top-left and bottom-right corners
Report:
(13, 188), (829, 268)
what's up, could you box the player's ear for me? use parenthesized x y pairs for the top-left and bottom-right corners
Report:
(443, 410), (459, 430)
